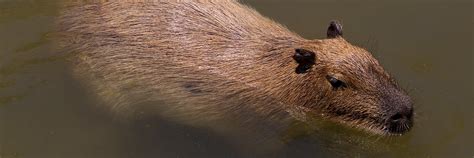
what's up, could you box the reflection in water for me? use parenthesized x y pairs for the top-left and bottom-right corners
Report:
(0, 0), (472, 158)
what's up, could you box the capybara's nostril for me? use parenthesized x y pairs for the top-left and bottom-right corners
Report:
(390, 113), (405, 123)
(387, 109), (413, 134)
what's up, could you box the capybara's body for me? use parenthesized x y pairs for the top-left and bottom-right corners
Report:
(57, 1), (413, 135)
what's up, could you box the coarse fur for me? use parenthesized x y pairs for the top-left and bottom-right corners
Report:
(56, 0), (413, 135)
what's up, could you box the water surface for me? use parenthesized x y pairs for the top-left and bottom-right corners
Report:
(0, 0), (472, 158)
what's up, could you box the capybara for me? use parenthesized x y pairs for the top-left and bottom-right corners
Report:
(56, 1), (413, 135)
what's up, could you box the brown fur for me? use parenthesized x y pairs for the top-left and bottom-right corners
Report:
(56, 0), (413, 135)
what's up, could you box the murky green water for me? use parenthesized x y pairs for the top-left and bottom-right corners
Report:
(1, 0), (472, 158)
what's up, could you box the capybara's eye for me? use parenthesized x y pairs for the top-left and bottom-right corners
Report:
(326, 75), (347, 90)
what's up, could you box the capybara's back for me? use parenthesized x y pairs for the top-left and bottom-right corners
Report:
(57, 1), (414, 135)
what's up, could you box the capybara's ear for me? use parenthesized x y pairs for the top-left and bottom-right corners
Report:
(327, 20), (343, 38)
(293, 49), (316, 74)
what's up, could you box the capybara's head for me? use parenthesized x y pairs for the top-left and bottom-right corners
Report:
(292, 21), (413, 135)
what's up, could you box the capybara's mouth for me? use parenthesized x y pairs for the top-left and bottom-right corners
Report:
(356, 121), (413, 136)
(336, 113), (413, 136)
(327, 115), (413, 136)
(384, 118), (413, 135)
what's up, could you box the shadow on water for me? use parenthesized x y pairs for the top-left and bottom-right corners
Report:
(1, 0), (473, 158)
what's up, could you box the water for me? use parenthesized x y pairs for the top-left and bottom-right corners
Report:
(0, 0), (472, 157)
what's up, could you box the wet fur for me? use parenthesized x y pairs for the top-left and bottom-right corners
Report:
(56, 1), (412, 135)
